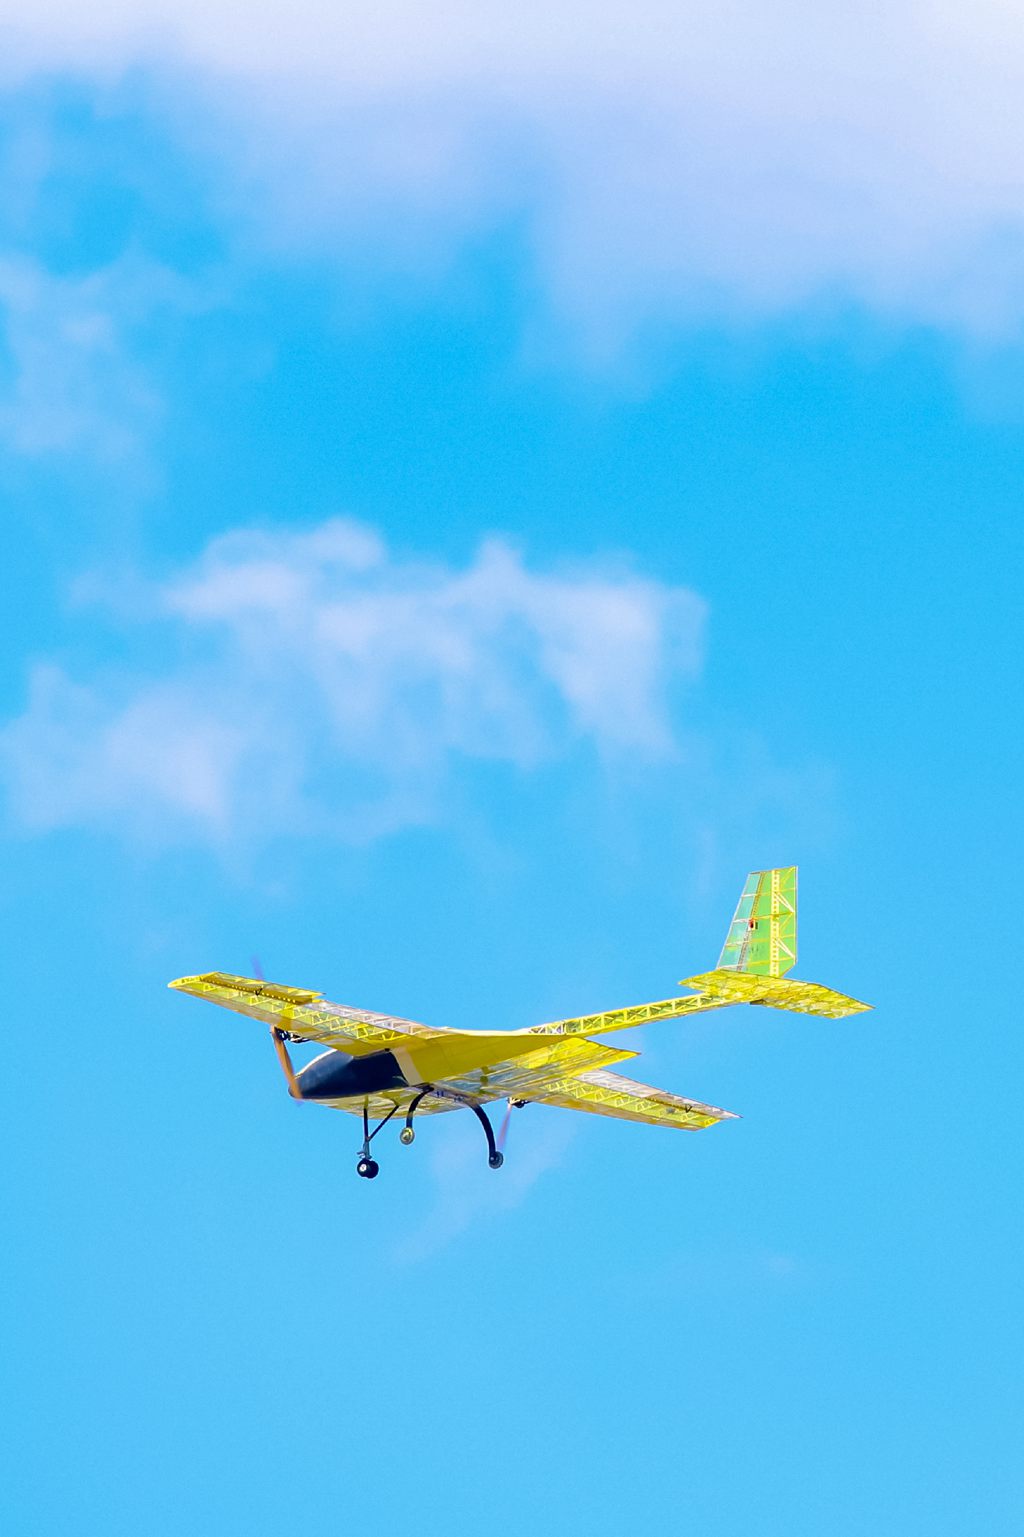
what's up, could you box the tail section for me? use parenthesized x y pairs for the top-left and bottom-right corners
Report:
(718, 865), (797, 977)
(683, 865), (871, 1019)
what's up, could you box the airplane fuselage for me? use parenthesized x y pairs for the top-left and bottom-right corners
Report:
(295, 1048), (407, 1101)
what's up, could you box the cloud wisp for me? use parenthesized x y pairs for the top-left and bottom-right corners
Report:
(5, 3), (1024, 345)
(0, 520), (705, 845)
(392, 1109), (576, 1265)
(0, 253), (184, 467)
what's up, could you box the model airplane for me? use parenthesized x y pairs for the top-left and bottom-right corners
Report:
(170, 866), (869, 1179)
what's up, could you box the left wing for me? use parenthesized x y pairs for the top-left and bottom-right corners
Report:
(169, 971), (444, 1056)
(530, 1067), (737, 1130)
(168, 971), (608, 1084)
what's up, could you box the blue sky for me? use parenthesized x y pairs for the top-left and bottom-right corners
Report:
(0, 16), (1021, 1536)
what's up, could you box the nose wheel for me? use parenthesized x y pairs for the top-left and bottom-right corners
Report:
(355, 1100), (398, 1179)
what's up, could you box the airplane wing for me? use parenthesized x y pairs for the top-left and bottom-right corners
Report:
(528, 991), (729, 1038)
(289, 1038), (641, 1122)
(169, 972), (446, 1056)
(168, 972), (618, 1082)
(530, 1067), (737, 1130)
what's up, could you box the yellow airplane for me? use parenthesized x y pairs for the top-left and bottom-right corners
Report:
(170, 866), (869, 1180)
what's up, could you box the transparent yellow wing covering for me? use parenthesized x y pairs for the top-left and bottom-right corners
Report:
(532, 1068), (736, 1130)
(683, 969), (871, 1018)
(168, 972), (447, 1056)
(312, 1039), (642, 1120)
(171, 870), (870, 1138)
(168, 973), (642, 1087)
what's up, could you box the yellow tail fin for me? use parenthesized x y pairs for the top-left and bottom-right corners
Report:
(718, 866), (798, 977)
(685, 866), (871, 1017)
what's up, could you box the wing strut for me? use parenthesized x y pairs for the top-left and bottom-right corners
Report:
(270, 1026), (301, 1098)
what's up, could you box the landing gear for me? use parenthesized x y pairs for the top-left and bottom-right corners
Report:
(469, 1102), (504, 1171)
(357, 1090), (508, 1175)
(401, 1085), (434, 1147)
(355, 1100), (398, 1180)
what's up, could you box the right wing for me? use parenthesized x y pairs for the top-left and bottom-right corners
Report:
(528, 991), (728, 1038)
(531, 1067), (737, 1130)
(302, 1039), (642, 1121)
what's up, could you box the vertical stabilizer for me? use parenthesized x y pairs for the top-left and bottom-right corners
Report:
(718, 867), (797, 978)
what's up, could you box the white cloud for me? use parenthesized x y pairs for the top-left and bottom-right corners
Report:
(4, 3), (1024, 342)
(0, 256), (146, 461)
(0, 520), (705, 844)
(0, 252), (196, 466)
(392, 1109), (575, 1265)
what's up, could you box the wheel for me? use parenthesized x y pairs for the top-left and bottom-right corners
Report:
(399, 1126), (415, 1146)
(488, 1151), (504, 1170)
(356, 1157), (379, 1179)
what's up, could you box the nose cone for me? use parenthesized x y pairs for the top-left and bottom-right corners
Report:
(295, 1049), (408, 1101)
(296, 1051), (357, 1101)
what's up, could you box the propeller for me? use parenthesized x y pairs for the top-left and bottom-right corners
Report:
(253, 955), (301, 1044)
(497, 1098), (525, 1152)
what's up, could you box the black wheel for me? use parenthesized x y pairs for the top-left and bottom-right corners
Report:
(488, 1151), (504, 1170)
(356, 1157), (379, 1179)
(399, 1126), (415, 1146)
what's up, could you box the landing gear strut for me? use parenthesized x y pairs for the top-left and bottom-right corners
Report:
(356, 1101), (398, 1179)
(399, 1088), (504, 1169)
(400, 1085), (434, 1146)
(471, 1102), (504, 1169)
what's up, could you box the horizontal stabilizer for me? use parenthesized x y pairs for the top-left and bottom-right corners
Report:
(683, 968), (871, 1019)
